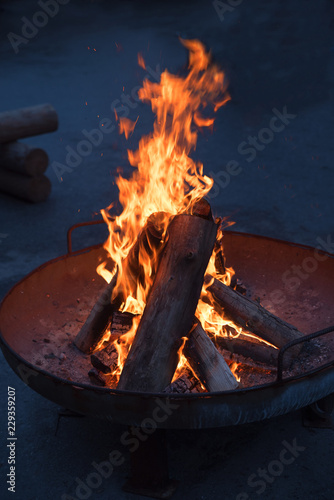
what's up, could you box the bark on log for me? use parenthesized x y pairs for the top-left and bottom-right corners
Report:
(91, 343), (118, 374)
(117, 213), (217, 392)
(163, 368), (201, 394)
(214, 239), (226, 276)
(89, 311), (135, 373)
(118, 211), (166, 300)
(88, 368), (108, 386)
(0, 142), (48, 176)
(74, 215), (164, 354)
(0, 104), (58, 143)
(211, 334), (278, 366)
(0, 169), (51, 203)
(107, 310), (136, 342)
(183, 322), (239, 392)
(205, 275), (304, 361)
(188, 197), (212, 219)
(74, 272), (119, 353)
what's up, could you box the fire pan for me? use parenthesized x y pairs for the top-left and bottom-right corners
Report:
(0, 225), (334, 430)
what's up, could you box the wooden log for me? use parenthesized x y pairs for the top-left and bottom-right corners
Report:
(88, 368), (118, 387)
(205, 275), (304, 361)
(88, 368), (108, 386)
(0, 104), (58, 143)
(0, 142), (48, 176)
(163, 368), (201, 394)
(91, 343), (118, 374)
(187, 197), (212, 219)
(107, 310), (136, 342)
(74, 272), (119, 353)
(213, 219), (226, 276)
(0, 169), (51, 203)
(117, 213), (217, 392)
(89, 311), (135, 373)
(74, 215), (164, 354)
(211, 333), (278, 366)
(183, 322), (239, 392)
(119, 211), (166, 298)
(214, 239), (226, 276)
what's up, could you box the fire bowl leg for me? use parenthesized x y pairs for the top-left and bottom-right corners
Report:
(123, 428), (178, 499)
(303, 394), (334, 429)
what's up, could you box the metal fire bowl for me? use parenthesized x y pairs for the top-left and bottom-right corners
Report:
(1, 230), (334, 429)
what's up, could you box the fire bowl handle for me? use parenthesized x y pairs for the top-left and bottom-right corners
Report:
(67, 219), (107, 254)
(277, 325), (334, 382)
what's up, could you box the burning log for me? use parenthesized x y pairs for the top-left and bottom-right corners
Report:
(121, 211), (166, 295)
(117, 213), (217, 392)
(205, 276), (304, 361)
(108, 310), (136, 342)
(88, 368), (109, 387)
(183, 321), (239, 392)
(163, 368), (201, 394)
(0, 104), (58, 143)
(74, 215), (164, 354)
(89, 311), (134, 375)
(187, 197), (212, 219)
(214, 241), (226, 276)
(74, 273), (119, 353)
(0, 142), (48, 176)
(91, 343), (118, 374)
(214, 223), (226, 276)
(0, 169), (51, 203)
(212, 334), (278, 367)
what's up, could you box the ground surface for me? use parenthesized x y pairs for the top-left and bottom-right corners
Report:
(0, 1), (334, 499)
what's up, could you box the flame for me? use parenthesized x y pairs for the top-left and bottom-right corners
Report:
(110, 316), (139, 382)
(96, 262), (114, 284)
(230, 361), (241, 382)
(137, 52), (146, 70)
(101, 38), (230, 316)
(171, 337), (189, 382)
(195, 220), (278, 350)
(171, 336), (206, 391)
(196, 281), (278, 349)
(118, 116), (139, 139)
(97, 39), (268, 387)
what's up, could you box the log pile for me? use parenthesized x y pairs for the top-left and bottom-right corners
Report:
(74, 200), (306, 393)
(0, 104), (58, 203)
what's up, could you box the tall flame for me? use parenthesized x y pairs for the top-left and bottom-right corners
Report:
(101, 38), (230, 314)
(95, 39), (275, 388)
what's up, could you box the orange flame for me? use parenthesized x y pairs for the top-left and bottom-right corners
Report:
(230, 361), (241, 382)
(118, 116), (139, 139)
(137, 52), (146, 70)
(97, 39), (270, 387)
(100, 38), (230, 316)
(110, 316), (139, 382)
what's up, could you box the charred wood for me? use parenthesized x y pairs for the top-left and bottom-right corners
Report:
(117, 213), (217, 392)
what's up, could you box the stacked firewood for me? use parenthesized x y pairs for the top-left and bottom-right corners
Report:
(75, 200), (306, 393)
(0, 104), (58, 203)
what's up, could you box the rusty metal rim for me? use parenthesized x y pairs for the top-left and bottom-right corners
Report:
(1, 330), (334, 399)
(2, 338), (334, 428)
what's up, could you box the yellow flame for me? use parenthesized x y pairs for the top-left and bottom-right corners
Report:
(101, 39), (230, 318)
(230, 361), (241, 382)
(96, 262), (114, 284)
(97, 39), (272, 382)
